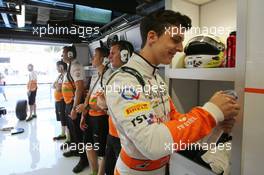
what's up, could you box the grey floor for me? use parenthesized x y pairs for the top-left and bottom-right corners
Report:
(0, 109), (91, 175)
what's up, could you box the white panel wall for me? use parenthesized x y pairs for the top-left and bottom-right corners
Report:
(171, 0), (199, 27)
(170, 0), (199, 68)
(242, 0), (264, 174)
(74, 43), (91, 66)
(247, 0), (264, 60)
(200, 0), (237, 40)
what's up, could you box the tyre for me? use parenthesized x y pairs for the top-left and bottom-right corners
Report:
(0, 107), (6, 117)
(15, 100), (27, 120)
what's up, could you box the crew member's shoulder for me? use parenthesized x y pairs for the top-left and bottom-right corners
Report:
(103, 67), (113, 78)
(107, 68), (141, 86)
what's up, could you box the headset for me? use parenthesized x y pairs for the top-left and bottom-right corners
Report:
(68, 50), (74, 58)
(102, 57), (110, 66)
(120, 49), (129, 63)
(119, 41), (134, 63)
(64, 46), (76, 60)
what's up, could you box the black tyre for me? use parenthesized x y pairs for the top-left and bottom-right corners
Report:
(0, 107), (6, 117)
(15, 100), (27, 120)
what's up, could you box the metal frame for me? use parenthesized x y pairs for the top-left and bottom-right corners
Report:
(0, 7), (21, 15)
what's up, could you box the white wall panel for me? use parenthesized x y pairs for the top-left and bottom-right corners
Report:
(247, 0), (264, 60)
(245, 60), (264, 88)
(200, 0), (236, 40)
(242, 0), (264, 174)
(74, 43), (90, 66)
(242, 93), (264, 175)
(170, 0), (200, 68)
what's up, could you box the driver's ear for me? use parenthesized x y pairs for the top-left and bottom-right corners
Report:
(147, 30), (158, 46)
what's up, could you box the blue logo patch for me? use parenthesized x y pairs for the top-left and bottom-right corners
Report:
(121, 88), (140, 100)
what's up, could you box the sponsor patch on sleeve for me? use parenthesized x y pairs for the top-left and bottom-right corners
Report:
(121, 88), (140, 100)
(124, 102), (151, 117)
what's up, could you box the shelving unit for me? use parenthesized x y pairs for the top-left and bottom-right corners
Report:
(165, 68), (236, 81)
(165, 0), (243, 175)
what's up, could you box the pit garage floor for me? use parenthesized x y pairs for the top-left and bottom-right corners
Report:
(0, 109), (91, 175)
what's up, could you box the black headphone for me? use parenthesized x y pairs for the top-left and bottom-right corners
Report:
(118, 41), (134, 63)
(64, 46), (77, 59)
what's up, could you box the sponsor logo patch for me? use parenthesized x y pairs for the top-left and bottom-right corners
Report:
(147, 113), (163, 125)
(124, 102), (150, 117)
(121, 88), (140, 100)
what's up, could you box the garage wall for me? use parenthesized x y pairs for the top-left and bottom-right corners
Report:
(200, 0), (237, 40)
(171, 0), (200, 27)
(170, 0), (200, 68)
(74, 43), (91, 66)
(241, 0), (264, 174)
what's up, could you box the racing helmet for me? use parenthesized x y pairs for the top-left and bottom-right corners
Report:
(184, 35), (225, 68)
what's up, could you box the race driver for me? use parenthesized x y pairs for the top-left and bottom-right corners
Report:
(105, 10), (240, 175)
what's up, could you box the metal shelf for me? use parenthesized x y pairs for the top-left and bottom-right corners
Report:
(165, 68), (236, 81)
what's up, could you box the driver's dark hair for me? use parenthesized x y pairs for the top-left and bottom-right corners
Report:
(140, 10), (192, 48)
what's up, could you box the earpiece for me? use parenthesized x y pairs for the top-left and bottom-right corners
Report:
(67, 51), (74, 59)
(115, 40), (134, 63)
(120, 49), (129, 63)
(102, 57), (110, 66)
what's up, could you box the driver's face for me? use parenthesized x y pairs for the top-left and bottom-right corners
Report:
(147, 26), (185, 65)
(109, 45), (123, 68)
(62, 49), (69, 63)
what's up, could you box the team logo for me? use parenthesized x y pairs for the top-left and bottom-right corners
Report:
(121, 88), (140, 100)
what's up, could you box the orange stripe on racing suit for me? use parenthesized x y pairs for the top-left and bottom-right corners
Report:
(120, 148), (170, 171)
(109, 116), (119, 138)
(114, 168), (121, 175)
(62, 82), (75, 104)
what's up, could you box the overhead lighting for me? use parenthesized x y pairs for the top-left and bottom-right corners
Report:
(16, 5), (25, 28)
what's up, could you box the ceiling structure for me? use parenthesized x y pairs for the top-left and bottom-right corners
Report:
(0, 0), (164, 43)
(184, 0), (215, 5)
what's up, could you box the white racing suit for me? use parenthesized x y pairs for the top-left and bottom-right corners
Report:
(105, 53), (224, 175)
